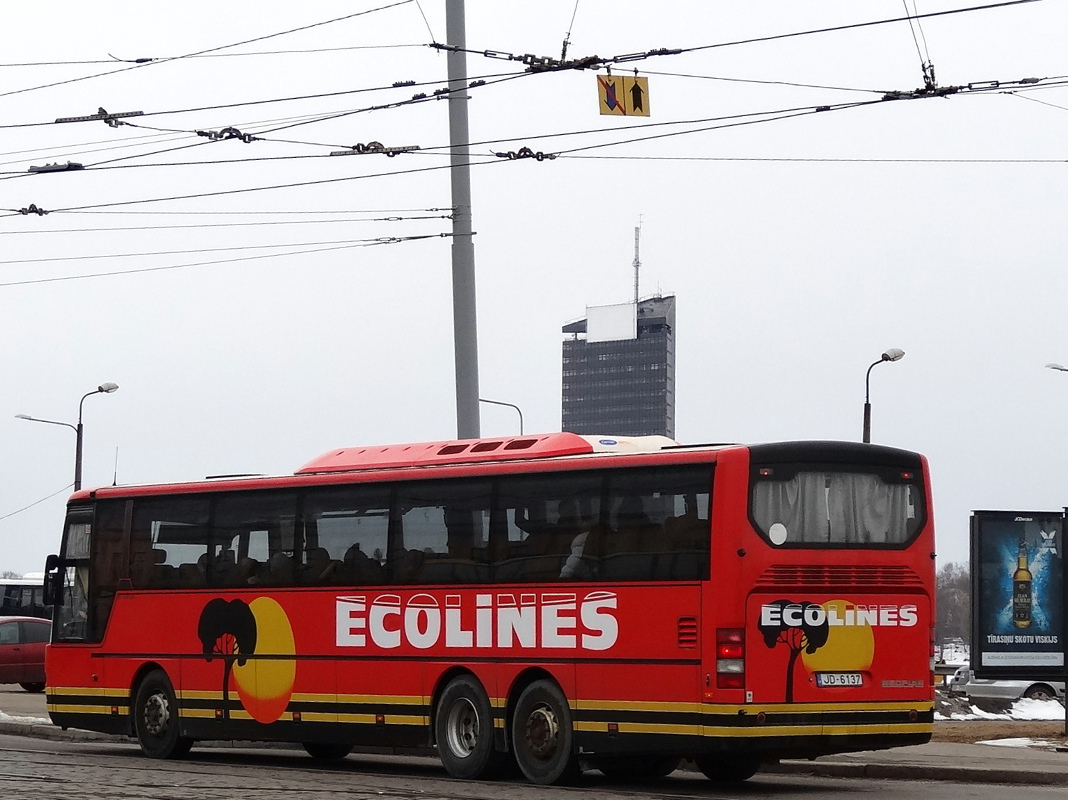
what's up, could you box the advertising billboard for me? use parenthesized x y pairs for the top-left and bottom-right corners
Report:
(970, 510), (1066, 678)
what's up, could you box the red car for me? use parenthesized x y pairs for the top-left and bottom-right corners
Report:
(0, 616), (50, 692)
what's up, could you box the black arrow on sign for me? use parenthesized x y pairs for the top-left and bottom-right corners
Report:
(629, 81), (645, 113)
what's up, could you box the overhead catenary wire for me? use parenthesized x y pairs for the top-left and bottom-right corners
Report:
(2, 71), (1062, 215)
(0, 1), (418, 100)
(0, 43), (426, 68)
(0, 213), (451, 236)
(0, 157), (508, 218)
(0, 484), (74, 523)
(0, 66), (530, 132)
(0, 233), (454, 288)
(0, 233), (455, 266)
(432, 0), (1043, 71)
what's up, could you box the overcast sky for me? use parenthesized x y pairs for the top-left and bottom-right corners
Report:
(1, 1), (1065, 576)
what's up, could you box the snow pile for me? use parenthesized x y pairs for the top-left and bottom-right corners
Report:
(0, 709), (48, 725)
(935, 697), (1065, 721)
(937, 641), (970, 666)
(976, 737), (1058, 748)
(1009, 697), (1066, 721)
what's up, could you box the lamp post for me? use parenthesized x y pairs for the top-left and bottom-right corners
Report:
(478, 398), (524, 435)
(863, 349), (904, 444)
(16, 382), (119, 490)
(1046, 363), (1068, 373)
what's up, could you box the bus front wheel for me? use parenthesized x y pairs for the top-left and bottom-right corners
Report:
(435, 675), (503, 779)
(133, 669), (194, 759)
(510, 679), (580, 785)
(695, 753), (761, 783)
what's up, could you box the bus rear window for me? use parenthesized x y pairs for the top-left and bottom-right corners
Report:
(750, 466), (924, 547)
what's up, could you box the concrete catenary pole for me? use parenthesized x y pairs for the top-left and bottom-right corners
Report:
(446, 0), (481, 440)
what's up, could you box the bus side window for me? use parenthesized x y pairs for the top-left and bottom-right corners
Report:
(131, 497), (211, 590)
(304, 485), (391, 587)
(395, 479), (492, 585)
(213, 491), (299, 587)
(495, 472), (603, 582)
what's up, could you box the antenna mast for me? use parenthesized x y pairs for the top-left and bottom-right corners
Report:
(632, 222), (641, 306)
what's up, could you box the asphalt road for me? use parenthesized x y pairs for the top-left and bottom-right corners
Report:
(4, 733), (1068, 800)
(5, 684), (1068, 793)
(0, 685), (45, 718)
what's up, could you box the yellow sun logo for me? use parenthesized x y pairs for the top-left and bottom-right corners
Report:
(231, 597), (297, 723)
(801, 599), (875, 673)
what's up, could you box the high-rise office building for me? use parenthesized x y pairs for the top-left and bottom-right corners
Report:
(561, 295), (676, 438)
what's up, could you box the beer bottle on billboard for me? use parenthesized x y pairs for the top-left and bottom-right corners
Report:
(1012, 539), (1032, 628)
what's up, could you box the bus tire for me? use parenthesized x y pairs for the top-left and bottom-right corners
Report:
(19, 682), (45, 693)
(695, 753), (761, 783)
(133, 669), (194, 759)
(302, 742), (353, 760)
(435, 675), (502, 780)
(511, 679), (580, 785)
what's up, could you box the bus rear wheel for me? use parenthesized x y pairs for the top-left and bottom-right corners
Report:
(435, 675), (503, 779)
(133, 669), (193, 759)
(510, 679), (580, 785)
(695, 753), (761, 783)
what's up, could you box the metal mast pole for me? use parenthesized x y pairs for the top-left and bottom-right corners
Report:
(633, 224), (641, 306)
(446, 0), (480, 440)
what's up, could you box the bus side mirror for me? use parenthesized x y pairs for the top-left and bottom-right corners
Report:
(43, 554), (62, 606)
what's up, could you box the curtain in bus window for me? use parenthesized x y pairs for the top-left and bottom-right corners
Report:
(826, 473), (910, 544)
(752, 472), (830, 544)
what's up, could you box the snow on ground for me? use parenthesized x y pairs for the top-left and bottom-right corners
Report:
(0, 709), (47, 725)
(976, 738), (1058, 748)
(935, 696), (1066, 722)
(938, 642), (970, 667)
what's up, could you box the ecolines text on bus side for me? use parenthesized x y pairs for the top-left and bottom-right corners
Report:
(336, 590), (619, 650)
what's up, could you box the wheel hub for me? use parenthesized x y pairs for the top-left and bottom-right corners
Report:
(524, 704), (559, 760)
(143, 691), (171, 737)
(445, 698), (479, 757)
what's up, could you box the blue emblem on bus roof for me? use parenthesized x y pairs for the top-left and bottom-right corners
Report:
(598, 439), (618, 446)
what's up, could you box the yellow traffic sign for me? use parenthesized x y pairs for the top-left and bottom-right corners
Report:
(597, 75), (650, 116)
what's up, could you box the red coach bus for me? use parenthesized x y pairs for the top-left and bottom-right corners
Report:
(43, 433), (935, 785)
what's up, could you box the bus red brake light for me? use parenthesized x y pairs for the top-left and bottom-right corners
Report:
(716, 628), (745, 689)
(717, 642), (743, 659)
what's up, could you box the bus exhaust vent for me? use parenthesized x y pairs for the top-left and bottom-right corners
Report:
(755, 564), (923, 589)
(677, 616), (698, 648)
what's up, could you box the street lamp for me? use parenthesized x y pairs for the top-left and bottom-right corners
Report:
(478, 398), (524, 435)
(1046, 363), (1068, 373)
(16, 382), (119, 490)
(863, 349), (904, 444)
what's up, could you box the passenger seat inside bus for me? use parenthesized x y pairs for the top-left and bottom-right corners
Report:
(342, 544), (385, 585)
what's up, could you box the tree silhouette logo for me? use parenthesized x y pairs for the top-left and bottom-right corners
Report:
(757, 599), (830, 703)
(198, 598), (258, 720)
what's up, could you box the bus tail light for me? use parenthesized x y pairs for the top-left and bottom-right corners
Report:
(716, 628), (745, 689)
(930, 628), (937, 687)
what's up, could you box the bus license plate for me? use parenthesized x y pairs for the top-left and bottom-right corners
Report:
(816, 672), (863, 688)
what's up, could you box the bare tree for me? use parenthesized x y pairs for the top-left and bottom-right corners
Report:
(936, 562), (970, 646)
